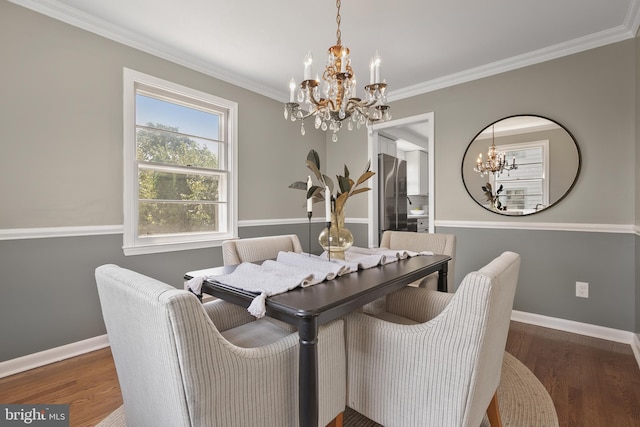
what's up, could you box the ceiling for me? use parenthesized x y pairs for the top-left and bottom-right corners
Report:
(12, 0), (640, 104)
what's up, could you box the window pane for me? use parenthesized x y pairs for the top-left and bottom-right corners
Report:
(499, 146), (543, 180)
(496, 181), (543, 209)
(136, 127), (220, 168)
(136, 94), (220, 140)
(124, 69), (237, 254)
(503, 162), (542, 180)
(139, 170), (222, 202)
(138, 202), (220, 235)
(508, 146), (543, 163)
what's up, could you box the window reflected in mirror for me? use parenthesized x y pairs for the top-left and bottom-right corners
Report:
(462, 115), (581, 216)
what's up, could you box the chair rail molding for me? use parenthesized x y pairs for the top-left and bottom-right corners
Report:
(435, 220), (634, 234)
(0, 218), (371, 240)
(0, 220), (635, 244)
(0, 225), (123, 240)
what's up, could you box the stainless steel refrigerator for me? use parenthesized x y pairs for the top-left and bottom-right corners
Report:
(378, 153), (408, 240)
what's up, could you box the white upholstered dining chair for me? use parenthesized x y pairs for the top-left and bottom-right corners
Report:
(222, 234), (303, 265)
(380, 230), (456, 291)
(96, 264), (346, 427)
(345, 251), (520, 427)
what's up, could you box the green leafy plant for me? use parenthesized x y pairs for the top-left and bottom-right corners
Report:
(289, 149), (375, 213)
(482, 182), (506, 211)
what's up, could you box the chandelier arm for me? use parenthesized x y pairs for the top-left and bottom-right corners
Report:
(346, 98), (377, 110)
(307, 91), (336, 111)
(297, 109), (318, 121)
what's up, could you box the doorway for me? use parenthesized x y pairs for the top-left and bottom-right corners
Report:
(367, 112), (435, 246)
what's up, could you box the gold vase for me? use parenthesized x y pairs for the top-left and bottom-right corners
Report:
(318, 207), (353, 260)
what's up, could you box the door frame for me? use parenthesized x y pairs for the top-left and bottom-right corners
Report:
(367, 112), (435, 247)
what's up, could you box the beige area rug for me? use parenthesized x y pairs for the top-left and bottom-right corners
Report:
(97, 352), (558, 427)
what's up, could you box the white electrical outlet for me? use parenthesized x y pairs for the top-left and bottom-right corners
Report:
(576, 281), (589, 298)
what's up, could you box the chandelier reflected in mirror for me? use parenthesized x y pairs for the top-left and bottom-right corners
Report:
(474, 125), (518, 177)
(284, 0), (391, 142)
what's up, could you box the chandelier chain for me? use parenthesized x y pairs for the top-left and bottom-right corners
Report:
(335, 0), (342, 45)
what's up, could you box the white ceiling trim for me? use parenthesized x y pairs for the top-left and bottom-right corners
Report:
(8, 0), (283, 100)
(10, 0), (640, 104)
(389, 20), (639, 102)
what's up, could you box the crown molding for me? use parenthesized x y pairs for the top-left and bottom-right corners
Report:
(625, 0), (640, 36)
(389, 17), (640, 101)
(10, 0), (640, 104)
(8, 0), (283, 101)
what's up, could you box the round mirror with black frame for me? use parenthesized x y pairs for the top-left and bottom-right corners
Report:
(462, 115), (581, 216)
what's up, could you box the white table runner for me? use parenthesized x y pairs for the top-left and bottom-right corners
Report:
(187, 247), (435, 318)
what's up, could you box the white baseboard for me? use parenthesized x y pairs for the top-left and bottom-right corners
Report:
(0, 334), (110, 379)
(512, 311), (640, 369)
(511, 310), (635, 344)
(2, 312), (638, 378)
(632, 334), (640, 370)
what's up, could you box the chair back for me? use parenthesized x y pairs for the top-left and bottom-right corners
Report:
(346, 251), (519, 427)
(222, 234), (303, 265)
(457, 251), (520, 426)
(380, 230), (456, 291)
(95, 264), (201, 427)
(97, 263), (346, 427)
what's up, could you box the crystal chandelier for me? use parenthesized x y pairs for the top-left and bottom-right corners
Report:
(284, 0), (391, 142)
(474, 125), (518, 177)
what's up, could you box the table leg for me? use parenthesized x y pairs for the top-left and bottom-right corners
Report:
(437, 261), (448, 292)
(299, 316), (319, 427)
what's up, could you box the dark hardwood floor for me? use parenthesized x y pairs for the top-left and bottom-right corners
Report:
(506, 322), (640, 427)
(1, 321), (639, 427)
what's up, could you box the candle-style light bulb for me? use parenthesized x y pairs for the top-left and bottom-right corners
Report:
(307, 176), (313, 213)
(325, 186), (331, 222)
(372, 51), (381, 83)
(369, 58), (375, 84)
(304, 51), (313, 80)
(289, 78), (296, 102)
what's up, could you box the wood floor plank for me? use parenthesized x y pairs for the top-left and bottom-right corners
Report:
(505, 321), (640, 427)
(1, 321), (639, 426)
(0, 347), (123, 427)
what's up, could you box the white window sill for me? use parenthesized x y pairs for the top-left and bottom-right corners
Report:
(123, 238), (227, 256)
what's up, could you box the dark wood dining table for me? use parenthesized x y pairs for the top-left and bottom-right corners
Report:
(185, 254), (451, 427)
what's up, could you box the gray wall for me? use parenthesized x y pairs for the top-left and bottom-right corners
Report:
(0, 220), (368, 362)
(0, 1), (328, 229)
(0, 2), (332, 361)
(437, 227), (635, 330)
(324, 39), (638, 332)
(1, 1), (638, 362)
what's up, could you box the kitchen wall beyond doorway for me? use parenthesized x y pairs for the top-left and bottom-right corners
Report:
(407, 195), (428, 213)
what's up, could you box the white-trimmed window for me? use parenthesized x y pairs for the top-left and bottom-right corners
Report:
(492, 140), (549, 212)
(123, 69), (237, 255)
